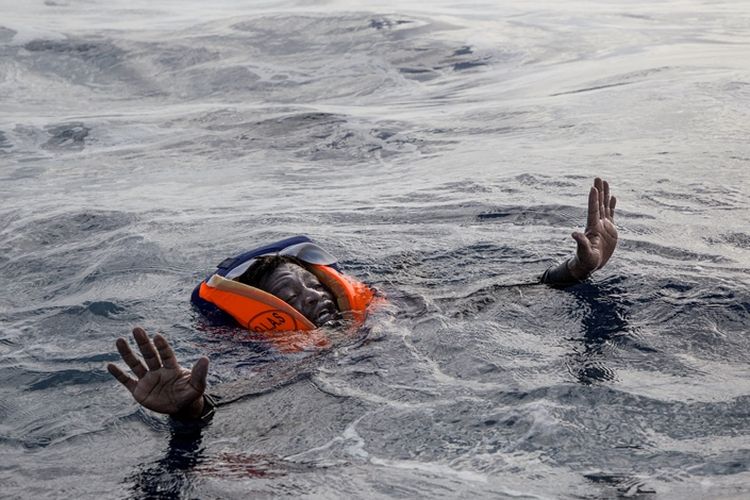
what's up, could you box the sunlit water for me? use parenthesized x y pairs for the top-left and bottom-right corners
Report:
(1, 1), (749, 498)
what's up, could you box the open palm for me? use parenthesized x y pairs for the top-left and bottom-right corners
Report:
(570, 177), (618, 278)
(107, 327), (209, 417)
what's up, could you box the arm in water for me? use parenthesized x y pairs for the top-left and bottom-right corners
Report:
(107, 327), (214, 421)
(541, 177), (618, 285)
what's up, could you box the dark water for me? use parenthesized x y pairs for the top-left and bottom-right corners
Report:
(1, 1), (749, 498)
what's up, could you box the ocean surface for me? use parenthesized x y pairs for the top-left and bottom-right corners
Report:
(1, 0), (749, 498)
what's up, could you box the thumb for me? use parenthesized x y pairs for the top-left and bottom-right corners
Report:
(572, 231), (592, 254)
(190, 356), (209, 394)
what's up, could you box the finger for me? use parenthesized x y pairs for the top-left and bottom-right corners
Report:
(133, 327), (161, 371)
(609, 196), (617, 221)
(107, 363), (137, 394)
(190, 357), (209, 395)
(115, 337), (148, 378)
(153, 334), (179, 370)
(587, 186), (599, 229)
(594, 177), (605, 220)
(602, 180), (610, 218)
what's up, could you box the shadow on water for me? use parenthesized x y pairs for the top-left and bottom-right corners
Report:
(128, 427), (327, 499)
(128, 428), (206, 500)
(562, 279), (634, 385)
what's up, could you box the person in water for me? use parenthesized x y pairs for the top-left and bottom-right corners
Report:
(239, 255), (340, 327)
(107, 177), (618, 422)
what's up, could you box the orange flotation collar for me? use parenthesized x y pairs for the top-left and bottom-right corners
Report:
(198, 263), (375, 336)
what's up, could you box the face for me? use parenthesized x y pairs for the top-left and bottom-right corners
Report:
(260, 263), (339, 327)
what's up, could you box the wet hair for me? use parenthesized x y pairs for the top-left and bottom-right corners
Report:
(236, 255), (306, 291)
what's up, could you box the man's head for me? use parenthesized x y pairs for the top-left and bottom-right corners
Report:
(237, 256), (339, 327)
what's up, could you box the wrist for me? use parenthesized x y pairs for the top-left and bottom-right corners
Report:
(173, 395), (205, 420)
(567, 257), (592, 281)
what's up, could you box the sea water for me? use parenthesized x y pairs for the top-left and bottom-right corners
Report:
(1, 1), (749, 498)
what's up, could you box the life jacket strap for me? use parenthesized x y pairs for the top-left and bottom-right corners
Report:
(308, 265), (375, 323)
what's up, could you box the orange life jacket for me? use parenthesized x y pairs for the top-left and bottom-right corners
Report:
(192, 237), (377, 351)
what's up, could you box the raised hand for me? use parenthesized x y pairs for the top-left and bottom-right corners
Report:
(107, 327), (209, 418)
(569, 177), (618, 279)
